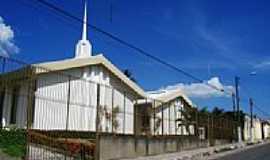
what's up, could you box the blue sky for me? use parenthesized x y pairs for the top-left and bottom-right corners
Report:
(0, 0), (269, 117)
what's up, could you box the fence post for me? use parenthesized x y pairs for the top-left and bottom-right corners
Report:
(111, 88), (114, 133)
(123, 92), (126, 134)
(161, 103), (164, 136)
(174, 101), (177, 135)
(26, 66), (35, 159)
(153, 100), (156, 136)
(95, 84), (101, 160)
(207, 114), (210, 146)
(134, 99), (138, 152)
(168, 102), (170, 135)
(211, 115), (214, 145)
(134, 100), (137, 136)
(80, 144), (85, 160)
(0, 90), (4, 129)
(195, 109), (198, 137)
(181, 100), (184, 135)
(65, 75), (71, 131)
(0, 57), (6, 129)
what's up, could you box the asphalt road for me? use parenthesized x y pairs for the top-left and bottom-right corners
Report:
(214, 143), (270, 160)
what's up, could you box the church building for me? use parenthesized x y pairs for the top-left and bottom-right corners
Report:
(0, 2), (146, 134)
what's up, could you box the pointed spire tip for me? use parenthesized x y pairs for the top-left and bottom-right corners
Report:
(82, 0), (88, 41)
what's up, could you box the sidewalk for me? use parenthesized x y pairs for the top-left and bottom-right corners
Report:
(208, 140), (270, 160)
(0, 150), (21, 160)
(121, 141), (270, 160)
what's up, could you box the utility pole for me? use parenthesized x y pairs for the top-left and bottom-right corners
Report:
(234, 76), (242, 143)
(232, 93), (236, 140)
(232, 93), (236, 119)
(249, 98), (254, 143)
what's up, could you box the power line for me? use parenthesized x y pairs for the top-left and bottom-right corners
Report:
(242, 97), (270, 119)
(253, 103), (270, 119)
(28, 0), (230, 95)
(239, 85), (270, 119)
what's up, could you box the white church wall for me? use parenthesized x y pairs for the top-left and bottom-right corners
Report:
(32, 65), (138, 134)
(34, 73), (69, 130)
(99, 85), (113, 133)
(107, 67), (137, 134)
(68, 78), (97, 131)
(124, 94), (134, 134)
(149, 98), (195, 136)
(113, 89), (124, 133)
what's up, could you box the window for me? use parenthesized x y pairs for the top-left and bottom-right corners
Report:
(10, 87), (19, 124)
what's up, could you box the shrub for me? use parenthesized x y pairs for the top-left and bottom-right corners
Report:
(0, 128), (26, 157)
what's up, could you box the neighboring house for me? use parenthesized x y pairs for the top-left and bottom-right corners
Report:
(262, 120), (270, 139)
(135, 89), (196, 136)
(243, 115), (252, 141)
(0, 3), (145, 134)
(243, 115), (263, 141)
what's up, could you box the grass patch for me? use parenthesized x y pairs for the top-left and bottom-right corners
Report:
(0, 128), (26, 158)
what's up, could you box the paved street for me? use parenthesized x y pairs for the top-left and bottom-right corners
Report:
(213, 143), (270, 160)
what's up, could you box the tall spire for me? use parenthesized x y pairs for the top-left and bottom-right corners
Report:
(75, 0), (92, 58)
(82, 1), (87, 41)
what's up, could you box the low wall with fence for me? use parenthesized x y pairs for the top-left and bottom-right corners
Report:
(27, 130), (96, 160)
(98, 133), (209, 160)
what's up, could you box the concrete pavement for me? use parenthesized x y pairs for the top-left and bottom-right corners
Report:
(120, 143), (239, 160)
(209, 142), (270, 160)
(120, 141), (270, 160)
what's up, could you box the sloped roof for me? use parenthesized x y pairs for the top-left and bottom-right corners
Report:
(33, 54), (146, 98)
(147, 89), (194, 107)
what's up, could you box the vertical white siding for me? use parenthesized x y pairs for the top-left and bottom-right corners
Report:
(113, 89), (124, 133)
(149, 98), (195, 136)
(32, 65), (137, 134)
(125, 94), (134, 134)
(68, 78), (97, 131)
(34, 73), (69, 130)
(99, 85), (113, 133)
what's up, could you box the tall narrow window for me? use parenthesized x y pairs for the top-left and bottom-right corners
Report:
(10, 87), (19, 124)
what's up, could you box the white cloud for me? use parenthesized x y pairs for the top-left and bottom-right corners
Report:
(254, 61), (270, 69)
(0, 16), (19, 57)
(159, 77), (234, 98)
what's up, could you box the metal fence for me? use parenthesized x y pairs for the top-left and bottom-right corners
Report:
(0, 55), (239, 159)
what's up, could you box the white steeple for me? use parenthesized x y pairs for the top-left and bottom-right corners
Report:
(75, 0), (92, 58)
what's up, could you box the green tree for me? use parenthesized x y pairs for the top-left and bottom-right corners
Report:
(212, 107), (225, 116)
(122, 69), (136, 82)
(199, 107), (209, 114)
